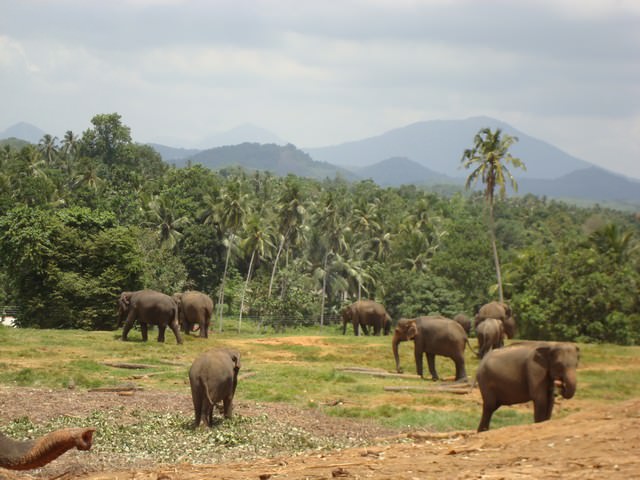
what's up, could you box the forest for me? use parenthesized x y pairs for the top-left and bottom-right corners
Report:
(0, 113), (638, 344)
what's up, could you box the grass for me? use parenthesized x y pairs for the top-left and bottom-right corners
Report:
(1, 322), (639, 433)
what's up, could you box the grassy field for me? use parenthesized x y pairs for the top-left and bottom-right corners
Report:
(1, 319), (640, 433)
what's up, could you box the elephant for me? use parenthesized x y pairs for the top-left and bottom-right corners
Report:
(392, 316), (469, 381)
(476, 317), (504, 359)
(476, 341), (579, 432)
(189, 348), (241, 428)
(118, 289), (183, 344)
(173, 291), (214, 338)
(453, 313), (471, 335)
(474, 301), (516, 342)
(341, 300), (391, 336)
(0, 427), (94, 470)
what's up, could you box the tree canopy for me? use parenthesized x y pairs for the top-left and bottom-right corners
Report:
(0, 113), (638, 343)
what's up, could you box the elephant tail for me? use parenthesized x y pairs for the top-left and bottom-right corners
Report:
(465, 338), (479, 356)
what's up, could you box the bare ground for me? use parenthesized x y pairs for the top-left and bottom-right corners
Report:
(1, 386), (639, 480)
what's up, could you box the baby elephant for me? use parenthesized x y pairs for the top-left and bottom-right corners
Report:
(189, 348), (241, 428)
(476, 341), (579, 432)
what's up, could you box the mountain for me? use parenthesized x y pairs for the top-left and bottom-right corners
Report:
(197, 124), (286, 149)
(304, 116), (592, 180)
(148, 143), (201, 162)
(518, 167), (640, 203)
(0, 122), (46, 143)
(355, 157), (456, 186)
(174, 142), (358, 181)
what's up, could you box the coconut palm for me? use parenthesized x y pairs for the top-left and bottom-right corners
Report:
(461, 127), (526, 302)
(268, 177), (307, 298)
(145, 195), (190, 250)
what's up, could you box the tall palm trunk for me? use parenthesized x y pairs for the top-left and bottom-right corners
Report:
(319, 252), (330, 328)
(487, 202), (504, 303)
(268, 228), (289, 298)
(217, 234), (233, 332)
(238, 249), (256, 333)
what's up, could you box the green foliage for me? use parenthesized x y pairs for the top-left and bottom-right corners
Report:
(1, 112), (639, 342)
(0, 206), (145, 329)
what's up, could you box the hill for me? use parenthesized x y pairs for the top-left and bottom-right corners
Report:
(173, 142), (358, 181)
(304, 116), (592, 180)
(0, 122), (45, 143)
(197, 123), (285, 149)
(355, 157), (456, 186)
(147, 143), (201, 162)
(518, 167), (640, 203)
(0, 137), (31, 150)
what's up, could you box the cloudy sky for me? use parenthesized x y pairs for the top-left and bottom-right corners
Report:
(1, 0), (639, 178)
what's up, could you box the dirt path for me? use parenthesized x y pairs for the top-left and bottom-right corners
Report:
(1, 387), (638, 480)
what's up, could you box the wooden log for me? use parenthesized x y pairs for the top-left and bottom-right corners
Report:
(384, 385), (471, 394)
(102, 362), (155, 370)
(337, 368), (421, 380)
(89, 384), (143, 392)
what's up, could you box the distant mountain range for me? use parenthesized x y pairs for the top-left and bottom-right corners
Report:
(170, 142), (358, 181)
(304, 116), (591, 180)
(2, 117), (639, 206)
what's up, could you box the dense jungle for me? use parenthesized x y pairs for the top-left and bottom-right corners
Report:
(1, 112), (638, 344)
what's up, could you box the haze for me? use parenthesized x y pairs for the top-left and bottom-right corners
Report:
(1, 0), (639, 178)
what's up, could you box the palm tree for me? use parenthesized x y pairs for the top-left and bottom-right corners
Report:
(461, 127), (526, 302)
(214, 178), (250, 331)
(268, 177), (307, 298)
(38, 134), (59, 167)
(237, 212), (275, 332)
(61, 130), (79, 176)
(590, 223), (635, 266)
(146, 195), (190, 250)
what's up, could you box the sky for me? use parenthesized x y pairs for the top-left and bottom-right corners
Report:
(1, 0), (639, 178)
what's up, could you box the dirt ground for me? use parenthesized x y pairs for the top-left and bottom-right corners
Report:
(1, 386), (639, 480)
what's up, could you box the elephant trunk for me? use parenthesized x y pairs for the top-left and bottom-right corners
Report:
(392, 332), (405, 373)
(0, 428), (94, 470)
(558, 369), (577, 399)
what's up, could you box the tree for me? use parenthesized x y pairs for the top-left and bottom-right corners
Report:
(461, 127), (526, 302)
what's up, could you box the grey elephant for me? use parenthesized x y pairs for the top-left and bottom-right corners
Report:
(392, 316), (469, 381)
(0, 427), (94, 470)
(453, 313), (471, 335)
(118, 290), (183, 344)
(476, 342), (579, 432)
(173, 291), (214, 338)
(474, 301), (516, 343)
(189, 348), (241, 428)
(341, 300), (392, 336)
(476, 317), (504, 358)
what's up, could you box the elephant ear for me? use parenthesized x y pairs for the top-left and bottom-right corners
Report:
(119, 292), (131, 308)
(405, 319), (418, 340)
(503, 303), (512, 317)
(532, 344), (552, 370)
(229, 350), (241, 370)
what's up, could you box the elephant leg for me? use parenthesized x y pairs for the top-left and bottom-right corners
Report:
(453, 355), (468, 382)
(169, 319), (183, 344)
(353, 321), (360, 336)
(361, 324), (370, 336)
(414, 347), (424, 378)
(140, 322), (149, 342)
(533, 385), (555, 422)
(478, 402), (497, 432)
(121, 314), (136, 341)
(426, 352), (439, 381)
(201, 399), (212, 428)
(223, 396), (233, 419)
(157, 324), (167, 342)
(198, 318), (207, 338)
(192, 388), (203, 428)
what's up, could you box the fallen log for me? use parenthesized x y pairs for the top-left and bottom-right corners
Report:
(89, 384), (143, 393)
(102, 362), (155, 370)
(238, 372), (257, 381)
(384, 385), (472, 394)
(336, 368), (420, 380)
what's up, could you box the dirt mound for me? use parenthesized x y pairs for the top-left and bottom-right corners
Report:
(1, 387), (638, 480)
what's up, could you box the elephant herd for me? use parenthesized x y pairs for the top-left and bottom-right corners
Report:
(0, 296), (578, 471)
(343, 299), (579, 432)
(118, 289), (214, 344)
